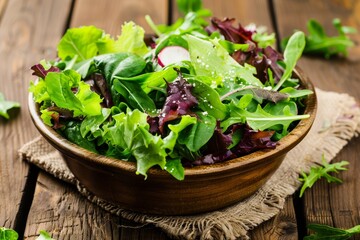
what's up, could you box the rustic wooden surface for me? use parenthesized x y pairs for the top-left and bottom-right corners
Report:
(0, 0), (359, 239)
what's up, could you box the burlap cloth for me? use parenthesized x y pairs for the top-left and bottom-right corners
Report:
(20, 88), (360, 240)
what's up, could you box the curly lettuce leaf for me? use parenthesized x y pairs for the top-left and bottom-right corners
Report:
(96, 21), (149, 56)
(105, 109), (167, 178)
(45, 70), (102, 117)
(0, 93), (20, 119)
(58, 25), (103, 62)
(184, 34), (263, 87)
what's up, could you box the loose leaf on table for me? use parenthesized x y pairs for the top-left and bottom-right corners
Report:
(0, 93), (20, 120)
(305, 223), (360, 240)
(0, 227), (18, 240)
(299, 154), (349, 197)
(282, 18), (356, 59)
(57, 26), (103, 62)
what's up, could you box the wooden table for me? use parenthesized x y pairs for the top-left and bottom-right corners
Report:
(1, 0), (359, 239)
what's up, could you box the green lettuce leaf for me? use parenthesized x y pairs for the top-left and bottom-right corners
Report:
(184, 34), (263, 87)
(164, 158), (185, 180)
(80, 108), (111, 138)
(45, 70), (102, 117)
(96, 21), (149, 56)
(58, 26), (103, 62)
(105, 109), (166, 178)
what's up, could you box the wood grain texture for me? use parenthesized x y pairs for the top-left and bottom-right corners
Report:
(0, 0), (71, 231)
(71, 0), (168, 35)
(25, 0), (169, 239)
(249, 198), (298, 240)
(25, 173), (168, 240)
(172, 0), (274, 31)
(274, 0), (360, 235)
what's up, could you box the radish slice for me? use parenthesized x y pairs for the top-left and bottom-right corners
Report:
(157, 46), (190, 67)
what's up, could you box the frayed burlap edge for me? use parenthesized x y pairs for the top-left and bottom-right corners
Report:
(19, 88), (360, 240)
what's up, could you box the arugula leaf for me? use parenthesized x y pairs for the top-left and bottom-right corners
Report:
(58, 26), (103, 62)
(280, 87), (313, 98)
(36, 230), (55, 240)
(305, 223), (360, 240)
(0, 227), (18, 240)
(304, 18), (356, 58)
(45, 70), (102, 117)
(273, 31), (306, 91)
(221, 103), (309, 133)
(96, 21), (149, 56)
(299, 155), (349, 197)
(0, 93), (20, 119)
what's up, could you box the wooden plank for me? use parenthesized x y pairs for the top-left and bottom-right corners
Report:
(0, 0), (71, 234)
(274, 0), (360, 236)
(70, 0), (168, 35)
(249, 198), (298, 240)
(25, 1), (169, 239)
(0, 0), (7, 20)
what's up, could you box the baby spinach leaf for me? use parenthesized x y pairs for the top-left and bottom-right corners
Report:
(58, 26), (103, 62)
(0, 93), (20, 119)
(178, 112), (216, 152)
(115, 66), (178, 94)
(96, 21), (149, 56)
(93, 53), (146, 84)
(112, 79), (156, 113)
(187, 79), (228, 120)
(62, 121), (98, 153)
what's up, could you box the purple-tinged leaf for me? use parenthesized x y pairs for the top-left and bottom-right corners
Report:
(158, 71), (198, 132)
(30, 64), (60, 79)
(233, 125), (276, 156)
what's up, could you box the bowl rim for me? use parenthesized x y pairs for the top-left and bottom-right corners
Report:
(28, 67), (317, 178)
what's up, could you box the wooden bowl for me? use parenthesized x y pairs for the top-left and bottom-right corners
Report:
(28, 67), (316, 215)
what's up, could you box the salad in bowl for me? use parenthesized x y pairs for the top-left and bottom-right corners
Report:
(28, 5), (316, 214)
